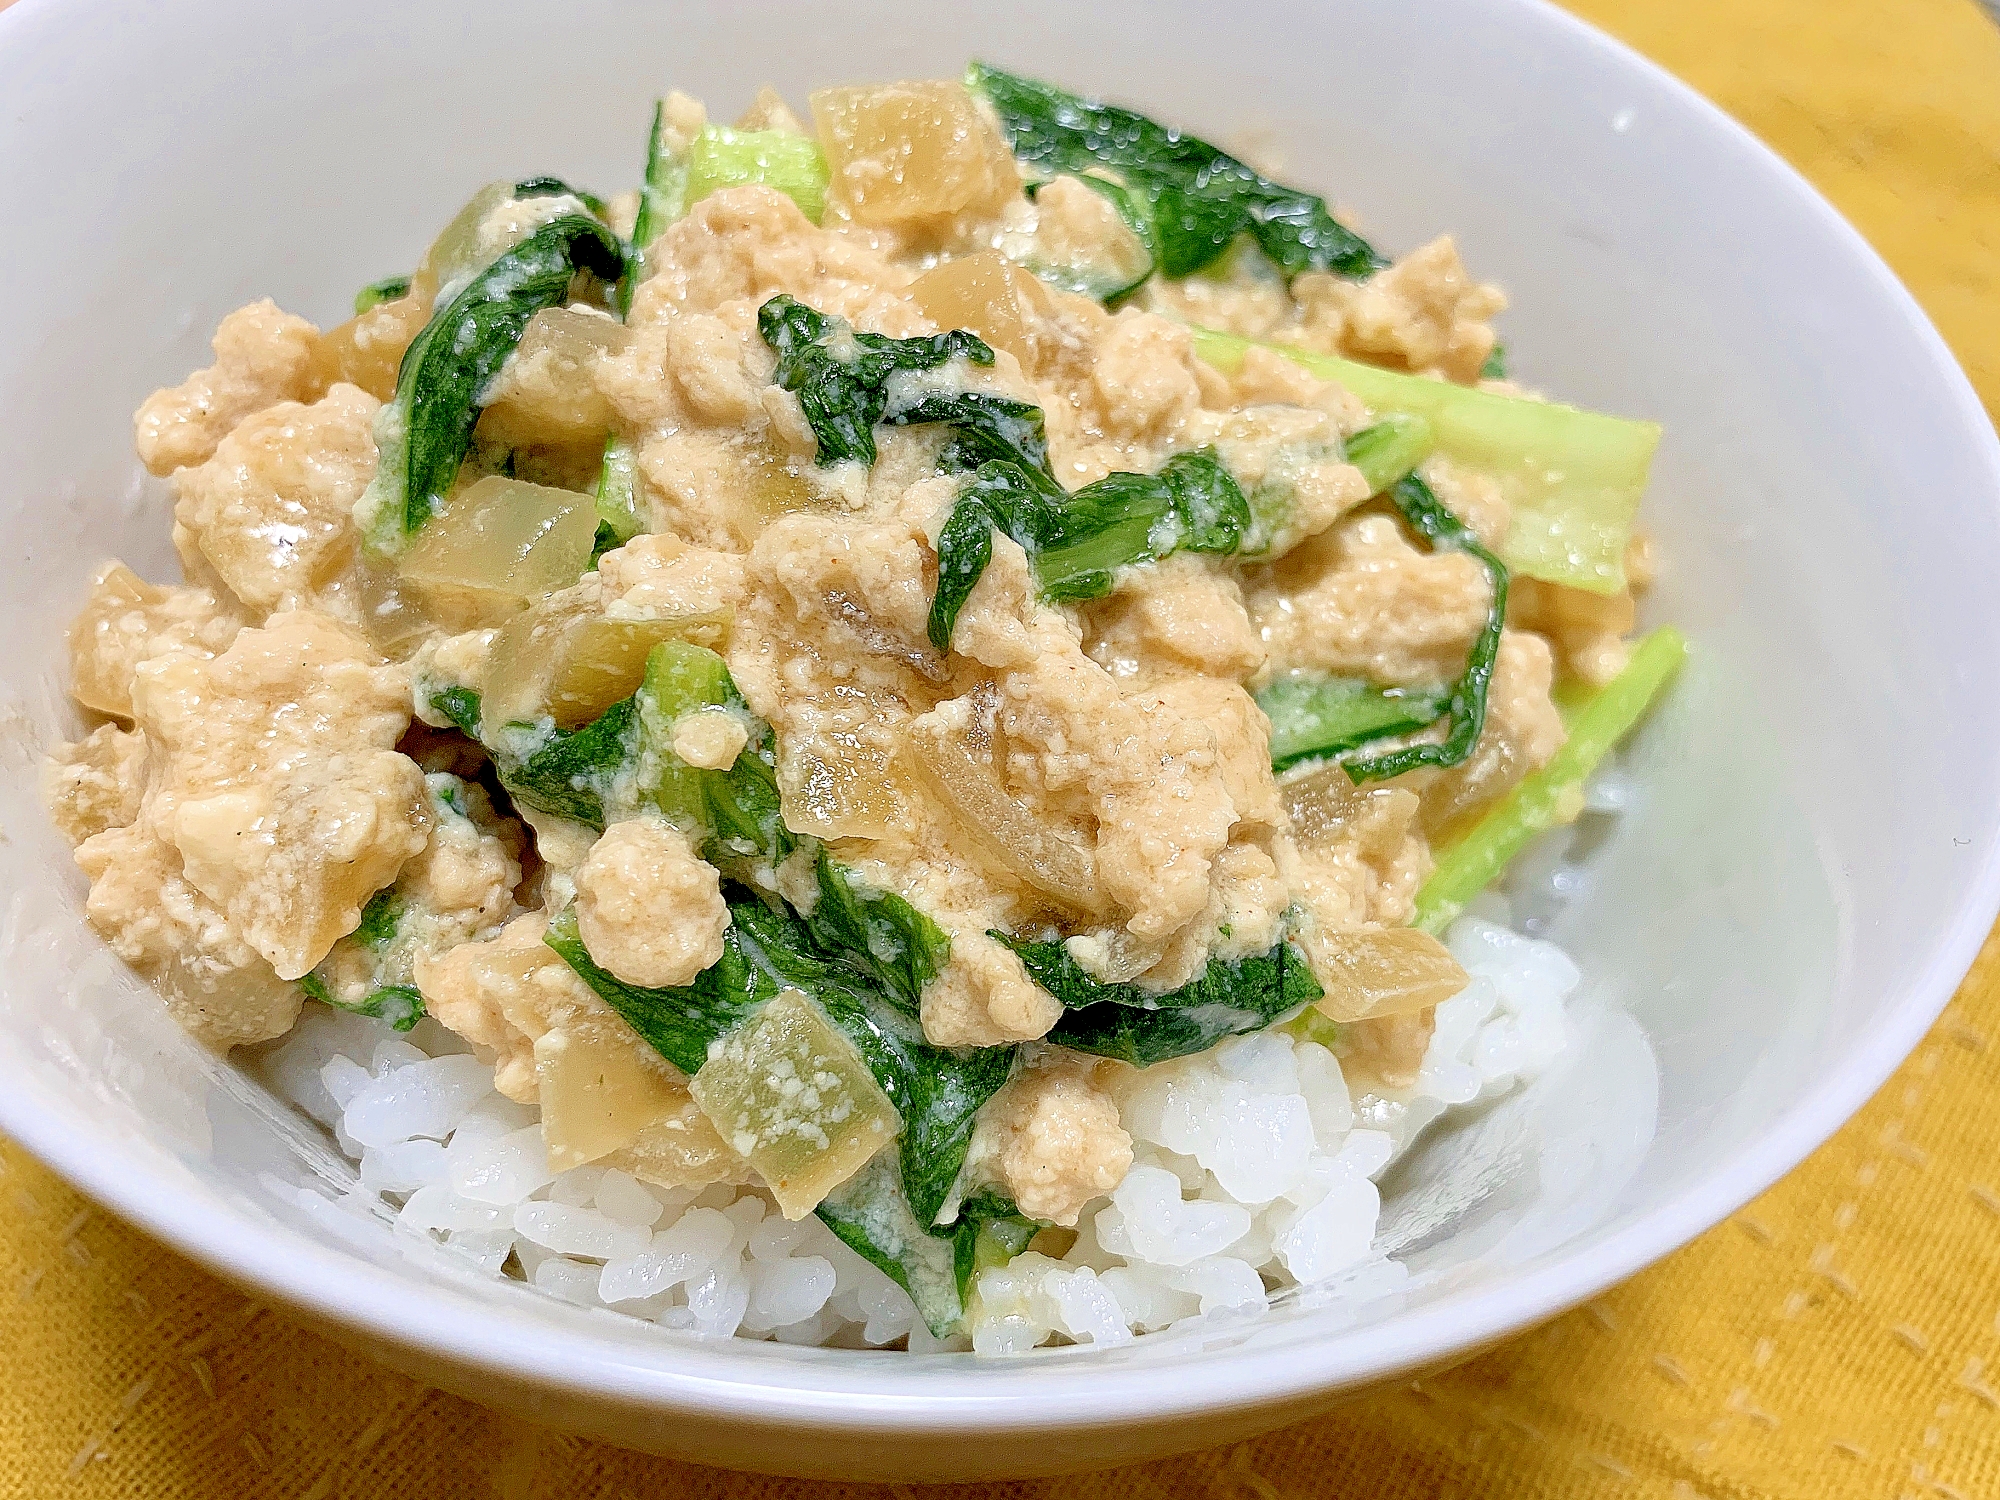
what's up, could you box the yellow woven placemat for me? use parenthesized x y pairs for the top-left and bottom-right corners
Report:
(5, 0), (1999, 1494)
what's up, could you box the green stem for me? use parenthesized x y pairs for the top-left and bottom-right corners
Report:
(1412, 626), (1689, 934)
(1188, 326), (1659, 595)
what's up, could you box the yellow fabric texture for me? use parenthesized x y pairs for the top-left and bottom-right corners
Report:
(5, 0), (1999, 1494)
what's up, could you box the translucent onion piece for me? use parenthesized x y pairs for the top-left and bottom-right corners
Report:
(535, 1025), (693, 1173)
(397, 475), (595, 628)
(484, 589), (729, 730)
(906, 714), (1107, 916)
(1306, 926), (1468, 1023)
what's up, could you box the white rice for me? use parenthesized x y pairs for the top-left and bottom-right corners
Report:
(258, 916), (1581, 1352)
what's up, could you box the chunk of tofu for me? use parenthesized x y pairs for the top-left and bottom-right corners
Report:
(811, 80), (1018, 226)
(66, 562), (241, 720)
(132, 610), (430, 980)
(689, 988), (900, 1220)
(171, 384), (379, 615)
(397, 476), (596, 628)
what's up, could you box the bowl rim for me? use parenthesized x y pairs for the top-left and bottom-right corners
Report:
(3, 0), (1999, 1444)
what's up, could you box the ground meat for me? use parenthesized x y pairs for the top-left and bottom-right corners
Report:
(1085, 310), (1204, 442)
(597, 534), (749, 627)
(1280, 769), (1433, 934)
(170, 383), (379, 617)
(414, 912), (576, 1102)
(572, 819), (729, 989)
(1511, 576), (1639, 688)
(1344, 1011), (1438, 1091)
(952, 536), (1241, 951)
(1084, 556), (1265, 685)
(1249, 513), (1494, 687)
(964, 1051), (1134, 1227)
(670, 708), (748, 770)
(920, 927), (1062, 1048)
(1292, 236), (1506, 383)
(728, 513), (945, 841)
(128, 610), (429, 980)
(628, 186), (919, 335)
(134, 299), (321, 476)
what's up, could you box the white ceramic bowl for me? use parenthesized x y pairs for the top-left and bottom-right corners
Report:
(3, 0), (1998, 1481)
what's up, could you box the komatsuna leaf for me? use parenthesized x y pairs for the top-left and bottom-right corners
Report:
(925, 449), (1250, 649)
(1257, 675), (1451, 772)
(498, 695), (641, 827)
(726, 898), (1001, 1231)
(759, 294), (995, 466)
(353, 275), (412, 315)
(363, 213), (628, 545)
(1337, 473), (1508, 785)
(1000, 931), (1322, 1067)
(966, 63), (1383, 283)
(805, 847), (952, 1020)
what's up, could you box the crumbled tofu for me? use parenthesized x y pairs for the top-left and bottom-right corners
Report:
(170, 383), (379, 615)
(129, 610), (429, 980)
(44, 724), (148, 846)
(134, 299), (321, 476)
(67, 562), (242, 721)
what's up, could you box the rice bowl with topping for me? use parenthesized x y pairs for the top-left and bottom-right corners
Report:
(42, 63), (1685, 1353)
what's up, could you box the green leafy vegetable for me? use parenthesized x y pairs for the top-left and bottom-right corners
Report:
(1258, 676), (1451, 772)
(883, 390), (1054, 476)
(593, 435), (642, 552)
(815, 1151), (967, 1336)
(548, 884), (1011, 1330)
(428, 685), (482, 737)
(1337, 472), (1508, 785)
(633, 101), (688, 255)
(924, 449), (1250, 650)
(1480, 343), (1508, 381)
(499, 696), (641, 827)
(353, 275), (411, 315)
(634, 640), (793, 869)
(351, 889), (403, 951)
(1031, 450), (1250, 600)
(1413, 626), (1687, 934)
(951, 1188), (1037, 1300)
(1188, 326), (1659, 594)
(512, 176), (610, 217)
(685, 125), (829, 221)
(361, 214), (628, 546)
(999, 931), (1322, 1067)
(545, 904), (773, 1074)
(804, 848), (953, 1020)
(759, 294), (996, 466)
(298, 974), (426, 1032)
(967, 62), (1383, 283)
(1341, 412), (1435, 497)
(727, 898), (1005, 1230)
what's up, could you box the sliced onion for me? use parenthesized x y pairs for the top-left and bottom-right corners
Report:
(906, 714), (1107, 917)
(1306, 925), (1468, 1022)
